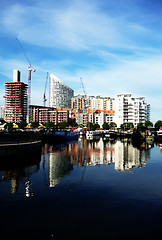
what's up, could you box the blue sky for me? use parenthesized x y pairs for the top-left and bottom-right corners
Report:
(0, 0), (162, 123)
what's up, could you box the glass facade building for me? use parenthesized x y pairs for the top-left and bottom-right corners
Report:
(49, 74), (74, 109)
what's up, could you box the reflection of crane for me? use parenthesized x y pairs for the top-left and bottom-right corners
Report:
(43, 72), (49, 107)
(16, 38), (36, 123)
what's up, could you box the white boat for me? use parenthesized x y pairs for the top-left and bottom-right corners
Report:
(86, 130), (102, 138)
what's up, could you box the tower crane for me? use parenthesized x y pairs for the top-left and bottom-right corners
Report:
(80, 77), (87, 112)
(80, 77), (86, 96)
(43, 72), (49, 107)
(16, 38), (36, 123)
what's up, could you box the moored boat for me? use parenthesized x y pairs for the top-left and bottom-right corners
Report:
(157, 128), (162, 142)
(45, 131), (79, 144)
(86, 130), (102, 139)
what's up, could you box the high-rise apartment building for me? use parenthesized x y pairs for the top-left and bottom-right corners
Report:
(89, 96), (115, 111)
(4, 70), (28, 123)
(49, 74), (74, 109)
(73, 95), (115, 127)
(73, 94), (150, 128)
(114, 94), (150, 128)
(71, 94), (86, 111)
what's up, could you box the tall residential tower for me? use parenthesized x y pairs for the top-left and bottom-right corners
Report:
(49, 74), (74, 109)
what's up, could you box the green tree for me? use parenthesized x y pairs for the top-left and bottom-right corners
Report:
(93, 123), (100, 130)
(86, 122), (93, 130)
(144, 121), (153, 127)
(31, 121), (39, 128)
(18, 121), (27, 129)
(103, 122), (109, 130)
(121, 122), (134, 130)
(109, 122), (117, 129)
(137, 122), (146, 132)
(127, 123), (134, 129)
(6, 122), (13, 130)
(137, 122), (144, 128)
(45, 121), (54, 128)
(58, 121), (69, 129)
(69, 122), (78, 128)
(155, 120), (162, 129)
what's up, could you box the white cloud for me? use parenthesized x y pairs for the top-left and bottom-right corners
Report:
(1, 0), (153, 52)
(1, 0), (162, 123)
(1, 52), (162, 122)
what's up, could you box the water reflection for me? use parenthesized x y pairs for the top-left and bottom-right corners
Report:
(48, 151), (73, 187)
(0, 138), (156, 194)
(114, 140), (149, 171)
(45, 138), (154, 187)
(73, 138), (152, 171)
(0, 154), (41, 195)
(1, 138), (162, 239)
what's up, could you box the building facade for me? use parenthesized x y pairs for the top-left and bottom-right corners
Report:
(74, 95), (115, 127)
(88, 96), (115, 111)
(114, 94), (150, 128)
(49, 74), (74, 109)
(30, 105), (80, 125)
(71, 94), (87, 111)
(4, 70), (28, 123)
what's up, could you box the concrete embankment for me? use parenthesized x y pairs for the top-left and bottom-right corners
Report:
(0, 140), (42, 157)
(0, 131), (42, 158)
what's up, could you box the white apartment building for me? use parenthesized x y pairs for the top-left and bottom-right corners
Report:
(49, 74), (74, 109)
(74, 95), (115, 127)
(74, 94), (149, 128)
(114, 94), (150, 128)
(76, 112), (88, 127)
(105, 113), (114, 124)
(94, 111), (105, 128)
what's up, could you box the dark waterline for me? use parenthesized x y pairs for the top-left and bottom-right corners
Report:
(0, 138), (162, 239)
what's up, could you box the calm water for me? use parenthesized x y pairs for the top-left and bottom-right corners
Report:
(1, 137), (162, 239)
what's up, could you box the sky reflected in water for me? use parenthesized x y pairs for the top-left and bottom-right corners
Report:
(0, 138), (162, 239)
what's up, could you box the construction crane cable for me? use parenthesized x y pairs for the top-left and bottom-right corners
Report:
(16, 38), (31, 65)
(43, 72), (49, 107)
(80, 77), (88, 113)
(16, 38), (36, 123)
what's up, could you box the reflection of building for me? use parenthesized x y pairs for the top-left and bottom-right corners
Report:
(48, 152), (73, 187)
(86, 138), (115, 166)
(64, 139), (150, 172)
(114, 141), (148, 171)
(2, 162), (40, 194)
(45, 139), (153, 188)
